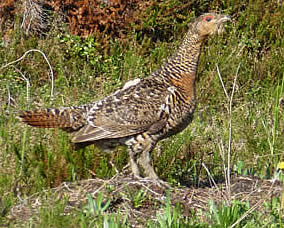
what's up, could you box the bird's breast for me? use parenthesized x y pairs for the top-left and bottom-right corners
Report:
(159, 98), (196, 139)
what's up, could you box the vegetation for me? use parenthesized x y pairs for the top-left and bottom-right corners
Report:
(0, 0), (283, 227)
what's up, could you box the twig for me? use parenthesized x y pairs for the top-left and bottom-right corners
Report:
(0, 49), (54, 99)
(226, 63), (241, 202)
(202, 162), (228, 202)
(218, 138), (229, 202)
(12, 66), (30, 103)
(216, 64), (229, 103)
(216, 63), (241, 204)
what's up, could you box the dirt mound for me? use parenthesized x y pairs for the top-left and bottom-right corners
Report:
(8, 174), (282, 226)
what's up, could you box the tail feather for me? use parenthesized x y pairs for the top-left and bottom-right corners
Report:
(19, 108), (86, 130)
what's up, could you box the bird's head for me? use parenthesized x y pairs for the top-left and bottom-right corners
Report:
(194, 13), (231, 38)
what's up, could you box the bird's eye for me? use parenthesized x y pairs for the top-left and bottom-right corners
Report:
(203, 15), (214, 22)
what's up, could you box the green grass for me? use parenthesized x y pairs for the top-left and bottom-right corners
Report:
(0, 0), (283, 226)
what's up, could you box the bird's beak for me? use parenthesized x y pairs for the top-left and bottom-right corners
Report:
(216, 15), (231, 34)
(218, 15), (231, 23)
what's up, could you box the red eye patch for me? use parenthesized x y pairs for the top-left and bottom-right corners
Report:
(202, 15), (214, 22)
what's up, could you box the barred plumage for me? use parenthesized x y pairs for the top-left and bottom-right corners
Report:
(20, 13), (231, 182)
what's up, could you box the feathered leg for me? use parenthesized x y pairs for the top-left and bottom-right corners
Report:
(128, 133), (159, 179)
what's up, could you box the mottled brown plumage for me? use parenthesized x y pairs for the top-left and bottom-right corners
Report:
(20, 13), (230, 181)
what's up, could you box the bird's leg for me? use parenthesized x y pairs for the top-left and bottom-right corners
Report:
(129, 135), (159, 179)
(139, 145), (159, 180)
(128, 137), (158, 179)
(128, 134), (171, 187)
(128, 148), (141, 178)
(138, 141), (172, 188)
(139, 151), (171, 188)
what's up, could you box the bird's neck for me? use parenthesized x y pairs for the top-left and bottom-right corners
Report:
(160, 30), (205, 101)
(164, 30), (205, 78)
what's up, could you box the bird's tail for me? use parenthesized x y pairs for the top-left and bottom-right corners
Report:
(19, 107), (86, 131)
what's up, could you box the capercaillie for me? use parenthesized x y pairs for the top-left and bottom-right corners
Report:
(20, 13), (231, 182)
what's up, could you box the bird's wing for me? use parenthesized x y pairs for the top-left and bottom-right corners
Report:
(71, 78), (173, 143)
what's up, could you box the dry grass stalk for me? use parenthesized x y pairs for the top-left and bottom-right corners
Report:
(216, 63), (241, 204)
(0, 49), (54, 99)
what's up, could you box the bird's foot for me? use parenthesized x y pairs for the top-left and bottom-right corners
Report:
(131, 175), (171, 189)
(129, 159), (171, 188)
(149, 177), (172, 189)
(129, 158), (141, 178)
(143, 170), (171, 188)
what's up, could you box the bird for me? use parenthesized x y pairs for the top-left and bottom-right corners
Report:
(20, 13), (231, 182)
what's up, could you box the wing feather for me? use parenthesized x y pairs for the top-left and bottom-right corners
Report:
(71, 78), (172, 143)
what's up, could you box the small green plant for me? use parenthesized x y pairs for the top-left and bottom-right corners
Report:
(154, 193), (185, 228)
(208, 200), (250, 227)
(264, 197), (283, 227)
(233, 160), (257, 176)
(80, 192), (130, 228)
(122, 186), (148, 209)
(102, 212), (129, 228)
(60, 35), (102, 65)
(132, 188), (147, 209)
(37, 198), (75, 227)
(83, 192), (111, 217)
(79, 192), (111, 227)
